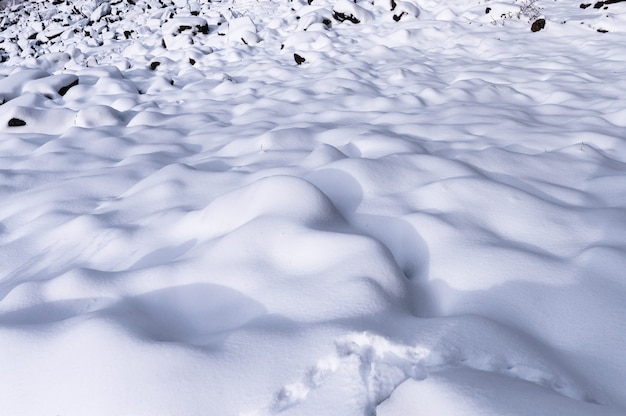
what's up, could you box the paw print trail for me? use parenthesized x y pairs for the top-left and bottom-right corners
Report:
(250, 316), (592, 416)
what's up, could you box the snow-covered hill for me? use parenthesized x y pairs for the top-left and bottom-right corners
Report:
(1, 0), (626, 415)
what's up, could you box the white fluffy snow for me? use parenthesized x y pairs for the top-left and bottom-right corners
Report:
(1, 0), (626, 414)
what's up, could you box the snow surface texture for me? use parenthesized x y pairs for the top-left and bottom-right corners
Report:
(1, 0), (626, 414)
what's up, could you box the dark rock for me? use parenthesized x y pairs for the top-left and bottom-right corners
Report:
(333, 11), (360, 24)
(580, 3), (591, 8)
(46, 30), (64, 41)
(597, 28), (609, 32)
(594, 0), (626, 7)
(485, 7), (491, 13)
(175, 22), (209, 35)
(391, 0), (397, 11)
(531, 18), (545, 32)
(8, 118), (26, 127)
(189, 58), (196, 65)
(150, 61), (161, 70)
(294, 53), (306, 65)
(58, 79), (79, 96)
(393, 12), (407, 22)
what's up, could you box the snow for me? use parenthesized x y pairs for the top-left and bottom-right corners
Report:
(1, 0), (626, 414)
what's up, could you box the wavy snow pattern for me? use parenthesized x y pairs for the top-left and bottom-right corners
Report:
(1, 0), (626, 415)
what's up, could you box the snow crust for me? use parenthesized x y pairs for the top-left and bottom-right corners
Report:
(1, 0), (626, 414)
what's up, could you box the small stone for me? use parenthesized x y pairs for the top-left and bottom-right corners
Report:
(8, 118), (26, 127)
(531, 18), (546, 32)
(333, 11), (360, 24)
(294, 53), (306, 65)
(393, 12), (407, 22)
(58, 78), (79, 96)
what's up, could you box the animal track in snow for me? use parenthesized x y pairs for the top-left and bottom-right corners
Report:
(253, 324), (591, 416)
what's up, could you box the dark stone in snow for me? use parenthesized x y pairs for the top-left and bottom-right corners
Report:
(531, 18), (545, 32)
(150, 61), (161, 70)
(393, 12), (407, 21)
(58, 78), (79, 96)
(486, 7), (492, 13)
(580, 3), (591, 8)
(46, 30), (64, 41)
(8, 118), (26, 127)
(333, 11), (360, 24)
(594, 0), (626, 7)
(294, 53), (306, 65)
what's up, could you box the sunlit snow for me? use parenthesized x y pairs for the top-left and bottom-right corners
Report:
(1, 0), (626, 414)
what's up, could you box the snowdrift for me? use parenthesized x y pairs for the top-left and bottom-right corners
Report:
(1, 0), (626, 414)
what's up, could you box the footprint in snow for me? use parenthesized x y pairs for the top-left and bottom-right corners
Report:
(256, 323), (591, 415)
